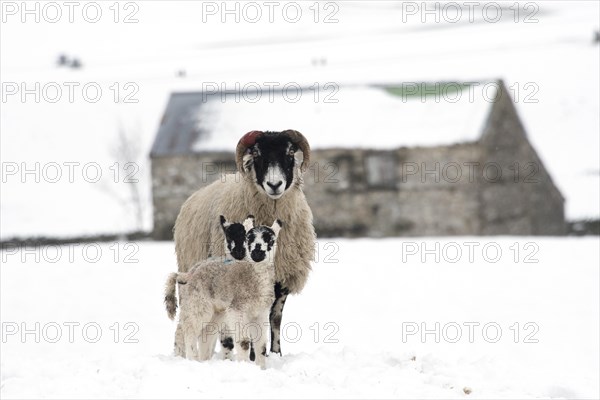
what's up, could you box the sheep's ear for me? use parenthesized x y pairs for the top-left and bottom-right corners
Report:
(243, 215), (255, 232)
(220, 215), (230, 232)
(271, 219), (283, 238)
(294, 149), (304, 168)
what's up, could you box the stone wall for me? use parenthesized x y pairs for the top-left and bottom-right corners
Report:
(302, 144), (484, 237)
(151, 139), (565, 239)
(151, 152), (236, 239)
(478, 81), (566, 235)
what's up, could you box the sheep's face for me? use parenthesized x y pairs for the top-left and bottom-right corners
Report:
(246, 220), (282, 263)
(220, 215), (253, 260)
(243, 134), (302, 200)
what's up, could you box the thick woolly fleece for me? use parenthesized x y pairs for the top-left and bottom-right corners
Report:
(174, 172), (315, 295)
(164, 257), (275, 323)
(164, 256), (275, 367)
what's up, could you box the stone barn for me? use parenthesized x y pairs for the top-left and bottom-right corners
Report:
(150, 80), (565, 239)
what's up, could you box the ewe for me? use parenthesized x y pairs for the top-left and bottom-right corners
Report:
(173, 130), (316, 356)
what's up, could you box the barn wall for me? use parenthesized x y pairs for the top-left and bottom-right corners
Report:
(476, 141), (566, 235)
(303, 144), (483, 237)
(478, 81), (566, 235)
(151, 152), (236, 239)
(151, 138), (565, 239)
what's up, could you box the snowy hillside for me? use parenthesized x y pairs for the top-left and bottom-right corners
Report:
(1, 237), (599, 398)
(1, 1), (599, 238)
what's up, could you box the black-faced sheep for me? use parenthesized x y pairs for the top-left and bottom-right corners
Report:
(173, 130), (316, 356)
(165, 216), (282, 369)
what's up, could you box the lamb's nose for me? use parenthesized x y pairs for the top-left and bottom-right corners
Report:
(267, 181), (283, 190)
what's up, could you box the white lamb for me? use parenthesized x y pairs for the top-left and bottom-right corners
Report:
(164, 215), (282, 368)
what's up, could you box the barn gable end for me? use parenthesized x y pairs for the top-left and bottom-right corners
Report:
(478, 80), (566, 235)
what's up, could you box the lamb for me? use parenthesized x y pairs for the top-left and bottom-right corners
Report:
(165, 215), (282, 369)
(173, 130), (316, 356)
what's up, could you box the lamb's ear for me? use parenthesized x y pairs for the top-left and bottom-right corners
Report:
(220, 215), (230, 232)
(271, 219), (283, 238)
(243, 215), (255, 232)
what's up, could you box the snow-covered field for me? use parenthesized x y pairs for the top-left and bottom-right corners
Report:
(1, 237), (598, 399)
(1, 1), (599, 238)
(1, 2), (599, 399)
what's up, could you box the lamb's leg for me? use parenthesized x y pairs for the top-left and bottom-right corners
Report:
(200, 326), (219, 361)
(220, 335), (235, 361)
(270, 282), (289, 355)
(183, 327), (199, 361)
(236, 338), (251, 362)
(235, 315), (251, 362)
(214, 313), (235, 361)
(255, 312), (270, 369)
(198, 313), (218, 361)
(174, 322), (185, 357)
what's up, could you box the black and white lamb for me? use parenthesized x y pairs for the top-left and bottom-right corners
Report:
(173, 130), (316, 356)
(165, 215), (282, 369)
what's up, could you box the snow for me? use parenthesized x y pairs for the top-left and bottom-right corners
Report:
(1, 4), (598, 397)
(1, 1), (599, 239)
(192, 83), (491, 152)
(1, 237), (598, 398)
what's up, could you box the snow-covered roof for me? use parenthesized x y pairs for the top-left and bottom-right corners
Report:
(151, 82), (495, 156)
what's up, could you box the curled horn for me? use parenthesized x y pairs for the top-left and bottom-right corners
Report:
(282, 129), (311, 172)
(236, 130), (263, 173)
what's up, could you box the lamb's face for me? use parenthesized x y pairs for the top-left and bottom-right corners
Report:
(243, 133), (302, 200)
(246, 220), (282, 263)
(219, 215), (249, 260)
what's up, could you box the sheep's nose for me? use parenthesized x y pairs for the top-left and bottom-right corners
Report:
(231, 247), (246, 260)
(267, 181), (283, 190)
(251, 249), (266, 262)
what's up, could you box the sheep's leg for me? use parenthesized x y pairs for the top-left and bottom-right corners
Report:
(235, 339), (250, 362)
(212, 313), (235, 361)
(219, 313), (236, 361)
(236, 338), (251, 362)
(173, 322), (185, 357)
(220, 335), (235, 361)
(183, 327), (199, 361)
(254, 313), (270, 369)
(200, 328), (219, 361)
(197, 312), (218, 361)
(270, 282), (289, 355)
(234, 315), (251, 362)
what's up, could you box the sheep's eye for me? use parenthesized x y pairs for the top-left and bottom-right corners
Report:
(252, 149), (259, 157)
(288, 149), (295, 156)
